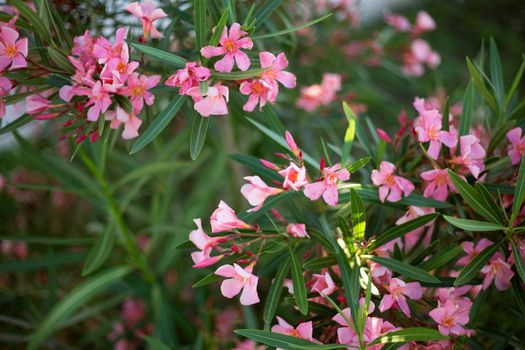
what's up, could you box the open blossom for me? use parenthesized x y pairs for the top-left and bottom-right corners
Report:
(506, 127), (525, 165)
(122, 73), (160, 113)
(201, 23), (253, 72)
(86, 81), (114, 121)
(215, 263), (259, 305)
(458, 238), (492, 266)
(481, 252), (514, 291)
(241, 176), (283, 212)
(371, 161), (414, 202)
(0, 76), (12, 117)
(304, 163), (349, 206)
(287, 223), (309, 238)
(379, 278), (423, 317)
(93, 27), (128, 65)
(278, 163), (308, 190)
(429, 300), (469, 336)
(105, 106), (142, 139)
(165, 62), (211, 95)
(394, 206), (435, 252)
(413, 11), (436, 35)
(271, 317), (319, 347)
(259, 51), (296, 102)
(187, 84), (229, 117)
(239, 79), (272, 112)
(210, 201), (250, 233)
(0, 27), (28, 71)
(189, 219), (226, 268)
(311, 272), (336, 296)
(420, 169), (456, 201)
(296, 73), (342, 112)
(127, 0), (167, 39)
(450, 135), (486, 178)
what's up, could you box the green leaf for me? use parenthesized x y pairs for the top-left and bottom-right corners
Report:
(0, 113), (32, 134)
(443, 216), (505, 232)
(350, 189), (366, 239)
(194, 0), (207, 51)
(211, 67), (268, 80)
(253, 0), (285, 27)
(263, 257), (290, 329)
(142, 336), (174, 350)
(192, 273), (222, 288)
(115, 161), (190, 187)
(341, 101), (357, 165)
(47, 47), (74, 73)
(441, 97), (450, 132)
(129, 42), (187, 67)
(489, 38), (505, 108)
(454, 242), (501, 286)
(505, 59), (525, 110)
(258, 104), (286, 137)
(289, 246), (308, 315)
(466, 57), (499, 114)
(369, 328), (448, 346)
(0, 252), (86, 273)
(370, 257), (441, 284)
(447, 170), (503, 224)
(511, 155), (525, 224)
(229, 153), (281, 182)
(9, 0), (52, 43)
(418, 246), (463, 271)
(303, 256), (337, 270)
(459, 81), (475, 137)
(368, 213), (438, 251)
(82, 223), (115, 276)
(190, 113), (209, 160)
(28, 266), (131, 350)
(253, 13), (332, 39)
(234, 329), (347, 349)
(511, 241), (525, 284)
(130, 95), (187, 154)
(151, 284), (176, 346)
(347, 156), (371, 173)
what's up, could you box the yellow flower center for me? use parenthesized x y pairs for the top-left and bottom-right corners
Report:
(223, 39), (236, 53)
(5, 45), (17, 58)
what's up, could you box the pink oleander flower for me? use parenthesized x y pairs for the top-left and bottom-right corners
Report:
(278, 163), (308, 190)
(311, 272), (336, 296)
(371, 161), (415, 202)
(271, 317), (319, 347)
(420, 169), (456, 201)
(429, 300), (469, 336)
(210, 200), (251, 233)
(285, 130), (300, 157)
(394, 206), (435, 252)
(85, 81), (114, 121)
(411, 39), (441, 68)
(72, 30), (97, 64)
(93, 28), (128, 65)
(369, 260), (392, 285)
(105, 106), (142, 139)
(413, 11), (436, 35)
(165, 62), (211, 95)
(481, 252), (514, 291)
(215, 263), (260, 305)
(259, 51), (296, 102)
(304, 163), (350, 206)
(200, 23), (253, 72)
(0, 76), (12, 117)
(26, 95), (51, 115)
(379, 278), (423, 317)
(122, 73), (160, 113)
(189, 218), (227, 268)
(296, 73), (342, 112)
(127, 0), (168, 39)
(121, 298), (146, 328)
(450, 135), (486, 179)
(413, 97), (457, 159)
(0, 27), (28, 71)
(233, 340), (265, 350)
(506, 127), (525, 165)
(287, 223), (309, 238)
(458, 238), (492, 266)
(239, 79), (272, 112)
(187, 84), (229, 117)
(384, 11), (411, 32)
(241, 176), (284, 212)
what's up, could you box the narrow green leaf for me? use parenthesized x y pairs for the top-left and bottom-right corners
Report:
(192, 273), (222, 288)
(151, 284), (176, 346)
(303, 256), (337, 270)
(341, 101), (356, 165)
(47, 47), (74, 73)
(455, 242), (501, 286)
(505, 59), (525, 110)
(129, 42), (187, 67)
(0, 114), (32, 134)
(347, 156), (371, 173)
(441, 97), (450, 132)
(28, 266), (131, 350)
(511, 155), (525, 224)
(459, 81), (475, 137)
(130, 95), (187, 154)
(369, 328), (448, 346)
(511, 241), (525, 284)
(259, 104), (286, 136)
(489, 38), (505, 108)
(443, 216), (505, 232)
(116, 161), (190, 187)
(419, 246), (463, 271)
(263, 257), (290, 329)
(368, 214), (438, 251)
(194, 0), (206, 51)
(0, 252), (86, 273)
(350, 189), (366, 239)
(142, 336), (174, 350)
(211, 67), (267, 80)
(229, 153), (282, 182)
(370, 257), (441, 283)
(190, 113), (209, 160)
(466, 57), (499, 113)
(253, 13), (332, 39)
(253, 0), (285, 27)
(9, 0), (52, 43)
(475, 183), (504, 220)
(289, 246), (308, 315)
(235, 329), (346, 349)
(82, 224), (115, 276)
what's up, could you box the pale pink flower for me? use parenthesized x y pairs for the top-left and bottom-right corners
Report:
(259, 51), (296, 102)
(304, 164), (349, 206)
(411, 39), (440, 68)
(450, 135), (486, 178)
(271, 317), (319, 347)
(311, 272), (336, 296)
(369, 260), (392, 285)
(0, 27), (28, 71)
(278, 163), (308, 190)
(420, 169), (456, 201)
(287, 223), (309, 238)
(165, 62), (211, 95)
(379, 278), (423, 317)
(0, 76), (12, 117)
(189, 218), (227, 268)
(105, 106), (142, 139)
(201, 23), (253, 72)
(239, 79), (272, 112)
(481, 252), (514, 291)
(86, 81), (113, 121)
(26, 95), (51, 115)
(122, 73), (160, 113)
(319, 73), (342, 104)
(187, 84), (229, 117)
(429, 300), (469, 336)
(127, 0), (167, 39)
(413, 11), (436, 35)
(394, 206), (435, 252)
(241, 176), (284, 212)
(458, 238), (492, 266)
(506, 127), (525, 165)
(233, 340), (265, 350)
(371, 161), (414, 202)
(210, 200), (250, 233)
(72, 30), (97, 64)
(384, 11), (411, 32)
(215, 263), (260, 305)
(296, 73), (342, 112)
